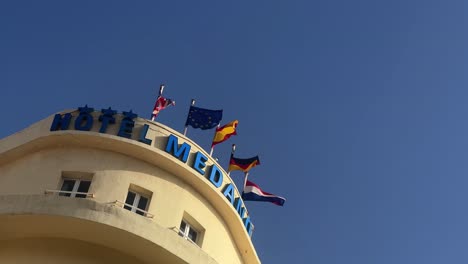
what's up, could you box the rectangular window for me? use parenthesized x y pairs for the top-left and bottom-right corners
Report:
(123, 187), (151, 216)
(179, 220), (199, 244)
(59, 178), (91, 198)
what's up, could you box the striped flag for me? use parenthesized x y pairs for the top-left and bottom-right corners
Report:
(242, 180), (285, 206)
(228, 154), (260, 173)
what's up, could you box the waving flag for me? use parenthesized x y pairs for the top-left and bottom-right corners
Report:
(242, 180), (285, 206)
(185, 106), (223, 130)
(152, 96), (175, 119)
(228, 154), (260, 173)
(151, 85), (175, 120)
(212, 120), (238, 147)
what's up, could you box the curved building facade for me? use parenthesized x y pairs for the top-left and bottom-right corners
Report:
(0, 107), (260, 264)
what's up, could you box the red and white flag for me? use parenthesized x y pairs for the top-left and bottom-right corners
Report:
(152, 96), (175, 119)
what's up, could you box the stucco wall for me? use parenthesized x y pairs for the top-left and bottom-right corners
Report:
(0, 238), (145, 264)
(0, 148), (242, 263)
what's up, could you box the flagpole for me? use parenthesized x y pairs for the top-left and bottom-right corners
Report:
(209, 123), (220, 156)
(209, 146), (214, 156)
(159, 84), (164, 96)
(151, 84), (165, 122)
(183, 99), (195, 136)
(227, 144), (236, 176)
(243, 172), (249, 192)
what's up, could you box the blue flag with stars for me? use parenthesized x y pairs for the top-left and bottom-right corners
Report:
(185, 106), (223, 130)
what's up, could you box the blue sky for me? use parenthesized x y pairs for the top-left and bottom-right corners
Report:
(3, 1), (468, 263)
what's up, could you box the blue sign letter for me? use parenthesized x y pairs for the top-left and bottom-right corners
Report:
(165, 134), (191, 163)
(243, 216), (253, 235)
(50, 113), (72, 131)
(223, 184), (235, 205)
(208, 165), (223, 188)
(75, 105), (94, 131)
(98, 107), (116, 133)
(118, 110), (138, 138)
(234, 198), (246, 218)
(193, 152), (208, 175)
(138, 124), (152, 145)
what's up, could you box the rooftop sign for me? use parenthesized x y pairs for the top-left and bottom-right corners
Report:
(49, 106), (253, 235)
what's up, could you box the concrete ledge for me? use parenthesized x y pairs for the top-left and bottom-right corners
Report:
(0, 194), (218, 264)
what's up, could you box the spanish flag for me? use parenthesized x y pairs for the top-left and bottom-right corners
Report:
(228, 154), (260, 173)
(211, 120), (238, 147)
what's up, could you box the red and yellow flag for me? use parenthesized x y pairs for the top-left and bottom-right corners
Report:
(211, 120), (238, 147)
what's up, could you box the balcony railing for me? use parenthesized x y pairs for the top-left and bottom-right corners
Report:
(112, 200), (154, 218)
(44, 189), (95, 198)
(169, 226), (201, 247)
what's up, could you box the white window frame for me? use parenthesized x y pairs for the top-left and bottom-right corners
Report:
(179, 220), (199, 244)
(61, 178), (91, 198)
(125, 191), (150, 214)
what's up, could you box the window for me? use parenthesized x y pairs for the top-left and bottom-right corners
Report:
(123, 190), (151, 216)
(179, 220), (200, 245)
(178, 213), (205, 246)
(59, 178), (91, 198)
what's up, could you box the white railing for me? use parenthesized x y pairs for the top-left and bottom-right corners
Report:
(44, 189), (95, 198)
(112, 200), (154, 218)
(169, 227), (201, 247)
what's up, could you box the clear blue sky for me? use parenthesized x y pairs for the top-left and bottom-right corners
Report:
(2, 1), (468, 263)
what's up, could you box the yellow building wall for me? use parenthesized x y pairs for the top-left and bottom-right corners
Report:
(0, 238), (144, 264)
(0, 147), (242, 264)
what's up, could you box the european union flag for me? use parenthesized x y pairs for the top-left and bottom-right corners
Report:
(185, 106), (223, 130)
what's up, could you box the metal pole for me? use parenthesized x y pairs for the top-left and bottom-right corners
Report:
(183, 99), (195, 136)
(209, 147), (214, 156)
(209, 124), (220, 156)
(243, 172), (249, 192)
(159, 84), (165, 96)
(227, 144), (236, 176)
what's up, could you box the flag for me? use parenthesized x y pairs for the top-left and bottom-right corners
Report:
(152, 96), (175, 119)
(185, 106), (223, 130)
(228, 154), (260, 173)
(211, 120), (238, 147)
(242, 180), (286, 206)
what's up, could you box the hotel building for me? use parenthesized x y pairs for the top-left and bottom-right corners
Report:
(0, 107), (260, 264)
